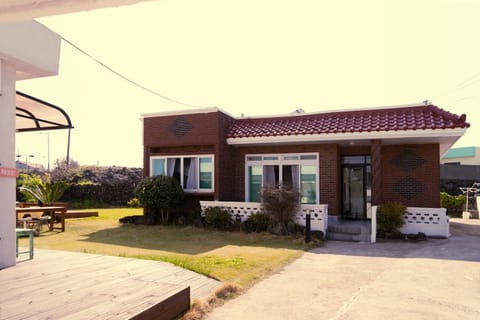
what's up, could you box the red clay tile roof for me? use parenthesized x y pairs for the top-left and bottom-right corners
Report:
(227, 104), (470, 139)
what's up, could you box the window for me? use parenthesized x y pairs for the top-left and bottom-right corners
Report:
(300, 165), (316, 204)
(248, 166), (263, 202)
(151, 158), (165, 176)
(150, 155), (214, 192)
(199, 157), (213, 189)
(246, 153), (318, 203)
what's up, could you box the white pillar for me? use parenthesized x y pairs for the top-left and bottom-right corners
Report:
(371, 205), (377, 243)
(0, 61), (17, 268)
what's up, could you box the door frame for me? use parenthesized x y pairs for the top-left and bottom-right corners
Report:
(340, 156), (371, 220)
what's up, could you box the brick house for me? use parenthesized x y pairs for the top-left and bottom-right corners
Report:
(142, 103), (469, 226)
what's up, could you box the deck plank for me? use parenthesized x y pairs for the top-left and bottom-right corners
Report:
(1, 249), (221, 319)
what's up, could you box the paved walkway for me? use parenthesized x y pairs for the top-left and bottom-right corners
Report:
(207, 219), (480, 320)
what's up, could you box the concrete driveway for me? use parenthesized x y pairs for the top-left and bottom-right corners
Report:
(207, 219), (480, 320)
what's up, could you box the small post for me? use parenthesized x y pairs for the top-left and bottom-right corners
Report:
(305, 210), (311, 243)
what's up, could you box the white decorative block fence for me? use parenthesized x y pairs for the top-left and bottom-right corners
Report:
(200, 201), (328, 233)
(371, 206), (450, 243)
(401, 207), (450, 237)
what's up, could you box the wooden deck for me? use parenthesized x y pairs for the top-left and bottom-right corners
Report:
(64, 210), (99, 219)
(1, 249), (221, 319)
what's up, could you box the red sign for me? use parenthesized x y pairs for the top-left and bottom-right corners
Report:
(0, 167), (19, 178)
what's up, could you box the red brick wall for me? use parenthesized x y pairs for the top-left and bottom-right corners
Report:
(230, 144), (340, 216)
(144, 112), (223, 148)
(381, 144), (440, 208)
(216, 112), (236, 200)
(143, 110), (235, 204)
(339, 146), (370, 155)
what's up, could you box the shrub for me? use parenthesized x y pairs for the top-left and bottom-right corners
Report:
(134, 176), (184, 224)
(377, 202), (406, 236)
(261, 184), (300, 235)
(204, 207), (233, 230)
(440, 192), (465, 217)
(127, 198), (142, 208)
(243, 212), (272, 233)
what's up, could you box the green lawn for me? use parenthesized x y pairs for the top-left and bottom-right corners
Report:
(19, 208), (319, 288)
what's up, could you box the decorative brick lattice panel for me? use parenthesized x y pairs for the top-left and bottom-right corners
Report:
(391, 176), (426, 200)
(169, 117), (193, 138)
(391, 149), (426, 172)
(200, 201), (328, 233)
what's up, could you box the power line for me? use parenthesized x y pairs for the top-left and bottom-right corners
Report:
(61, 36), (209, 109)
(432, 70), (480, 102)
(456, 71), (480, 89)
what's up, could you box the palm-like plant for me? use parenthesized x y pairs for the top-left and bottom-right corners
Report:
(20, 174), (71, 204)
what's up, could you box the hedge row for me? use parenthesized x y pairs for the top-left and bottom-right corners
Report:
(61, 182), (137, 208)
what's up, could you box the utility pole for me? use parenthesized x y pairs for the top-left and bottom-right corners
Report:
(25, 154), (34, 170)
(39, 132), (51, 171)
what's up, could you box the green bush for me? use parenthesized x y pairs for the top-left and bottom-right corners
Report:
(440, 192), (465, 217)
(134, 176), (184, 224)
(261, 184), (300, 235)
(204, 207), (233, 230)
(127, 198), (142, 208)
(377, 202), (406, 235)
(243, 212), (272, 233)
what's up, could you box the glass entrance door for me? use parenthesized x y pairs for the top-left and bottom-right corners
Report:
(341, 156), (371, 220)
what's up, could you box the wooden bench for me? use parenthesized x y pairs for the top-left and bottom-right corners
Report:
(16, 228), (34, 260)
(65, 210), (99, 219)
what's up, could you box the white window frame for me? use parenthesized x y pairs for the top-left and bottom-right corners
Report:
(245, 152), (319, 203)
(150, 154), (214, 193)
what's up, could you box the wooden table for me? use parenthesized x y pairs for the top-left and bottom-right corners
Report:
(16, 206), (67, 232)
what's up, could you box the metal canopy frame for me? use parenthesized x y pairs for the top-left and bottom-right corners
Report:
(15, 91), (73, 165)
(16, 91), (73, 132)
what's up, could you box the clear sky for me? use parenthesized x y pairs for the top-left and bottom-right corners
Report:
(16, 0), (479, 169)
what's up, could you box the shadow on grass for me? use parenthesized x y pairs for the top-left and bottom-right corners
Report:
(80, 224), (310, 255)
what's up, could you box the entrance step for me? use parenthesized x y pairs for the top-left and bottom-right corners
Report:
(328, 225), (362, 235)
(327, 231), (363, 242)
(327, 221), (371, 242)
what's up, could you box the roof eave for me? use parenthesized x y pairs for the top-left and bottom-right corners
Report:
(141, 107), (235, 119)
(226, 127), (468, 147)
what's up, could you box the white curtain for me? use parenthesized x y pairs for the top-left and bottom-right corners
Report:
(186, 158), (198, 189)
(291, 165), (299, 188)
(264, 165), (277, 186)
(167, 158), (176, 176)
